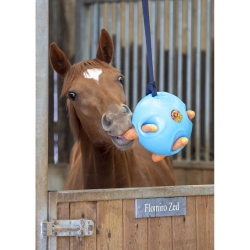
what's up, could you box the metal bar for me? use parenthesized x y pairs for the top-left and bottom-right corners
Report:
(168, 0), (174, 93)
(75, 0), (90, 61)
(132, 2), (138, 109)
(186, 0), (193, 160)
(91, 3), (99, 59)
(99, 3), (104, 32)
(159, 0), (165, 92)
(107, 2), (113, 36)
(205, 0), (211, 162)
(50, 185), (214, 203)
(36, 0), (48, 249)
(115, 2), (121, 69)
(83, 0), (139, 3)
(176, 0), (183, 161)
(124, 2), (130, 104)
(195, 0), (202, 161)
(177, 0), (183, 99)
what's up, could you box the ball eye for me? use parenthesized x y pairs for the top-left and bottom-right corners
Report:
(118, 76), (124, 84)
(68, 92), (76, 101)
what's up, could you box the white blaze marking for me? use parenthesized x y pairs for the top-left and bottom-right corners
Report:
(83, 68), (102, 83)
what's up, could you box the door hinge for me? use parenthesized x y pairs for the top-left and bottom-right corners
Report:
(42, 219), (94, 243)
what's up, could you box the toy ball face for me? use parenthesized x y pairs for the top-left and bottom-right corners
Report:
(132, 92), (193, 156)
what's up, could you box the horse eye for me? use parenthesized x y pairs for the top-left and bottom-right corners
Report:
(118, 76), (124, 84)
(68, 92), (76, 101)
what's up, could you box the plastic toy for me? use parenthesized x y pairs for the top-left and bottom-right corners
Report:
(123, 0), (195, 162)
(124, 92), (195, 162)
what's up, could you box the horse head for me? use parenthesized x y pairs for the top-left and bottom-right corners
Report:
(49, 29), (134, 151)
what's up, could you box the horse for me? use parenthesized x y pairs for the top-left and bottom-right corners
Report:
(49, 29), (176, 190)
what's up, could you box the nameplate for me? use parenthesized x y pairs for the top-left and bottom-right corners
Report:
(135, 197), (186, 218)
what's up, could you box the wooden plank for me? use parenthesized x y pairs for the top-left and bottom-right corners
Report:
(173, 168), (187, 185)
(148, 217), (172, 250)
(57, 202), (70, 250)
(173, 161), (214, 170)
(123, 199), (147, 249)
(96, 200), (123, 250)
(186, 169), (203, 185)
(54, 185), (214, 202)
(172, 196), (197, 250)
(202, 170), (214, 184)
(196, 195), (214, 250)
(69, 201), (97, 250)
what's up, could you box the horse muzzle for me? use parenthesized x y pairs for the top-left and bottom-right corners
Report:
(101, 104), (134, 151)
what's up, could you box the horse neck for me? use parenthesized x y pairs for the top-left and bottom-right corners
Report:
(79, 128), (134, 189)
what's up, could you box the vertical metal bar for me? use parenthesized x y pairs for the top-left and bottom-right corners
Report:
(168, 0), (174, 94)
(195, 0), (202, 161)
(107, 3), (113, 35)
(36, 0), (48, 249)
(177, 0), (183, 161)
(159, 0), (165, 92)
(124, 2), (130, 104)
(205, 0), (211, 161)
(132, 2), (138, 109)
(186, 0), (193, 160)
(52, 0), (58, 164)
(92, 3), (99, 59)
(75, 0), (90, 61)
(115, 3), (121, 70)
(99, 3), (104, 31)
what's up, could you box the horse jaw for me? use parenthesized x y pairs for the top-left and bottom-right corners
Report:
(110, 134), (134, 151)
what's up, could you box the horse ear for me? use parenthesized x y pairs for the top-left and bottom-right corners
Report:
(96, 29), (114, 64)
(49, 42), (71, 77)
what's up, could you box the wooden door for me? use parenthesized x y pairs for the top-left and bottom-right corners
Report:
(48, 185), (214, 250)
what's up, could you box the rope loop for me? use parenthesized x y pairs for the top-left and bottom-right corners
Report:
(146, 81), (157, 97)
(142, 0), (158, 97)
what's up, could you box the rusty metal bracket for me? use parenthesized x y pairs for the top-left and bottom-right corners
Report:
(42, 219), (94, 243)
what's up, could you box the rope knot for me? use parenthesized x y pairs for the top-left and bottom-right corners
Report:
(146, 81), (157, 97)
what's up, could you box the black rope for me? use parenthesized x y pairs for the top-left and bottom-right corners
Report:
(142, 0), (157, 97)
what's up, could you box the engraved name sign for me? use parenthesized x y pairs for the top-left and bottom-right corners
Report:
(135, 197), (186, 218)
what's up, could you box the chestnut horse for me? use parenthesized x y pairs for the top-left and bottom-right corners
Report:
(49, 29), (176, 190)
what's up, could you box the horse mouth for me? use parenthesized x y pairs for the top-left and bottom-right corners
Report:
(110, 134), (134, 151)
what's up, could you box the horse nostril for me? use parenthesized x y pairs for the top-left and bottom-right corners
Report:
(102, 114), (112, 130)
(122, 105), (132, 114)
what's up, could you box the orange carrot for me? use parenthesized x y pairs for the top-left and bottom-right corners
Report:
(152, 153), (166, 162)
(141, 124), (158, 132)
(172, 137), (188, 151)
(123, 128), (138, 140)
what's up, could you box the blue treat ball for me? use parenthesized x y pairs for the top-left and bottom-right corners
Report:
(132, 92), (193, 156)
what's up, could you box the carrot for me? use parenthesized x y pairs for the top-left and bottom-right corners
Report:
(172, 137), (188, 151)
(152, 153), (166, 162)
(141, 124), (158, 132)
(123, 128), (138, 140)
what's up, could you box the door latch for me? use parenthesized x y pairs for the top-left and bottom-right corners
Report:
(42, 219), (94, 243)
